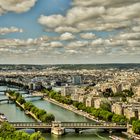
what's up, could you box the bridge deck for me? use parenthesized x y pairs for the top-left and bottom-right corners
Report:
(9, 122), (127, 130)
(0, 99), (9, 102)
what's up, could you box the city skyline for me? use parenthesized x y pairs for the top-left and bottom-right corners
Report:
(0, 0), (140, 64)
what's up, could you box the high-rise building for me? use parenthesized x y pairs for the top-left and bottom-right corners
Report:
(72, 75), (82, 85)
(61, 86), (76, 96)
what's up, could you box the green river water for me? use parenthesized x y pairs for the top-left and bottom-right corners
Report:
(0, 86), (127, 140)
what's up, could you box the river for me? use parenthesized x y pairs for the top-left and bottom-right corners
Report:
(0, 86), (126, 140)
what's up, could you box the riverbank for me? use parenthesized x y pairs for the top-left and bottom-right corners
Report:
(122, 132), (140, 140)
(43, 96), (101, 122)
(6, 93), (40, 122)
(16, 101), (40, 122)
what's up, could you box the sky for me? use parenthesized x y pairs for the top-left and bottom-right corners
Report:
(0, 0), (140, 64)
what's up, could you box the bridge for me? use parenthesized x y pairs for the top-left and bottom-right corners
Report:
(0, 90), (29, 95)
(0, 95), (42, 103)
(9, 122), (127, 135)
(0, 98), (11, 103)
(0, 89), (22, 92)
(24, 95), (43, 99)
(23, 95), (43, 100)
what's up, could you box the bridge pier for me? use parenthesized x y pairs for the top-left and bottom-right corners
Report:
(7, 99), (10, 104)
(51, 121), (65, 135)
(109, 129), (112, 135)
(75, 128), (81, 133)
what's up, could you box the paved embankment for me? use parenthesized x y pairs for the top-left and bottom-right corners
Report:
(43, 96), (101, 122)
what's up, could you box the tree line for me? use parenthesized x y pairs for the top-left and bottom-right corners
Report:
(42, 89), (140, 134)
(0, 122), (45, 140)
(8, 90), (55, 123)
(42, 89), (127, 124)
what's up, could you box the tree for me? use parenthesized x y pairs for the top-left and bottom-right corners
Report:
(100, 100), (111, 111)
(14, 131), (30, 140)
(0, 122), (45, 140)
(30, 131), (45, 140)
(0, 122), (15, 138)
(129, 117), (137, 125)
(112, 114), (127, 124)
(17, 96), (26, 104)
(132, 120), (140, 134)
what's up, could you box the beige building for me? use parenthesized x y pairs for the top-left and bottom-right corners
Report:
(86, 96), (97, 107)
(111, 85), (118, 93)
(94, 98), (103, 109)
(123, 107), (136, 119)
(112, 102), (140, 119)
(79, 95), (87, 104)
(117, 82), (131, 92)
(132, 85), (140, 97)
(71, 93), (80, 101)
(61, 86), (76, 96)
(112, 102), (124, 115)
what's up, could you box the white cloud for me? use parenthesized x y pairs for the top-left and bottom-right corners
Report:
(80, 32), (96, 39)
(66, 50), (78, 54)
(0, 0), (37, 14)
(105, 3), (140, 21)
(66, 6), (105, 25)
(0, 27), (23, 35)
(119, 32), (140, 40)
(91, 38), (104, 46)
(127, 40), (140, 47)
(67, 41), (88, 48)
(72, 0), (140, 7)
(54, 26), (79, 33)
(60, 32), (75, 41)
(132, 26), (140, 32)
(49, 41), (63, 48)
(38, 0), (140, 33)
(38, 15), (65, 28)
(38, 6), (105, 29)
(0, 36), (49, 48)
(1, 0), (140, 63)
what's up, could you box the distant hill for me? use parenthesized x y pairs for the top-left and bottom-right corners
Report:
(0, 63), (140, 71)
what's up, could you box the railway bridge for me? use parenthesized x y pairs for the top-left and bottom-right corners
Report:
(9, 121), (127, 135)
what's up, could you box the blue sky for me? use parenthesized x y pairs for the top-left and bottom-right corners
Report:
(0, 0), (140, 64)
(0, 0), (71, 39)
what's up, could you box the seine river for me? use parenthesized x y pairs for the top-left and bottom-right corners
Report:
(0, 86), (126, 140)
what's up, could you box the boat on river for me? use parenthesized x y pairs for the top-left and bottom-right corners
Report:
(109, 135), (126, 140)
(0, 113), (8, 122)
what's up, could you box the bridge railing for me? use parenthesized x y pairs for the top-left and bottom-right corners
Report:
(9, 122), (127, 129)
(61, 122), (127, 128)
(10, 122), (52, 127)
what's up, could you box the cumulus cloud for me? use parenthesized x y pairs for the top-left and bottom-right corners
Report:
(0, 0), (37, 14)
(66, 41), (88, 48)
(1, 0), (140, 63)
(72, 0), (140, 7)
(38, 0), (140, 33)
(38, 15), (65, 28)
(54, 26), (79, 33)
(38, 6), (106, 29)
(80, 32), (96, 39)
(66, 6), (105, 25)
(119, 32), (140, 40)
(49, 41), (63, 48)
(60, 32), (75, 41)
(91, 38), (104, 46)
(0, 27), (23, 35)
(0, 36), (49, 48)
(66, 49), (78, 54)
(132, 26), (140, 32)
